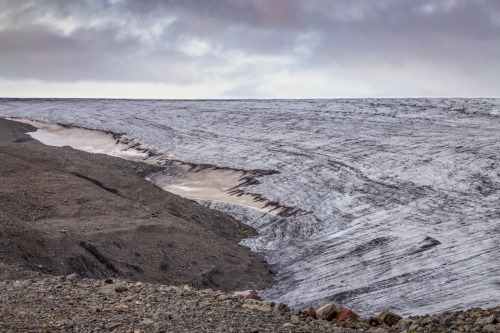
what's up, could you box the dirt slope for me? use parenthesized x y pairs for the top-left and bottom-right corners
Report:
(0, 117), (274, 291)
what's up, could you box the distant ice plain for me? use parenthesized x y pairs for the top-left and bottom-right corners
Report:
(1, 98), (499, 316)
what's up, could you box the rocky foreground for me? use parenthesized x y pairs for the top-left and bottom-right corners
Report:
(1, 275), (499, 333)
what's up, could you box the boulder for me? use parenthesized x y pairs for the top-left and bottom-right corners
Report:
(484, 315), (498, 325)
(306, 306), (317, 319)
(66, 273), (78, 281)
(98, 285), (116, 295)
(316, 302), (343, 321)
(335, 308), (359, 322)
(394, 318), (412, 330)
(378, 311), (403, 327)
(409, 323), (421, 331)
(114, 284), (128, 292)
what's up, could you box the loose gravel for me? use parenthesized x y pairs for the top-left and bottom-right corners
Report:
(1, 276), (499, 332)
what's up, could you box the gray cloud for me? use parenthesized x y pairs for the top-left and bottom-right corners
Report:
(0, 0), (498, 97)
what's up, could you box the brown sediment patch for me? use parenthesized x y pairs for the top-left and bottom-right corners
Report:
(13, 118), (305, 217)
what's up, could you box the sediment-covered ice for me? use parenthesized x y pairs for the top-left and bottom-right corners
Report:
(1, 98), (499, 316)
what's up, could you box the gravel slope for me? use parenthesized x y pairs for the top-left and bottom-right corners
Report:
(0, 117), (274, 291)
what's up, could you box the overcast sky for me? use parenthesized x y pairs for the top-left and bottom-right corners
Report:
(0, 0), (499, 99)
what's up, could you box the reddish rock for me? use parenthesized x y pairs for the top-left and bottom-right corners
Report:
(306, 306), (317, 319)
(244, 294), (262, 301)
(335, 308), (359, 322)
(378, 311), (403, 327)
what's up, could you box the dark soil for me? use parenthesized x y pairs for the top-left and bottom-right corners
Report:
(0, 117), (275, 291)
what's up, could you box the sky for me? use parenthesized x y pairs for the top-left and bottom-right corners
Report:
(0, 0), (499, 99)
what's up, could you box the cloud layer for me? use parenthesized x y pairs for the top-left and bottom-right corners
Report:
(0, 0), (499, 98)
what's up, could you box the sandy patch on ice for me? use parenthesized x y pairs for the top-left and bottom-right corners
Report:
(147, 164), (282, 214)
(14, 118), (280, 214)
(15, 119), (148, 161)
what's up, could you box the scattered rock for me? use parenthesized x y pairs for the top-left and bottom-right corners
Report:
(334, 308), (359, 322)
(316, 301), (343, 321)
(421, 316), (434, 326)
(105, 322), (121, 329)
(357, 321), (373, 330)
(483, 324), (498, 333)
(124, 294), (139, 302)
(98, 285), (116, 295)
(378, 310), (403, 327)
(369, 316), (384, 327)
(242, 299), (273, 313)
(484, 314), (498, 325)
(372, 328), (389, 333)
(306, 306), (317, 319)
(66, 273), (78, 281)
(141, 318), (155, 326)
(394, 318), (412, 330)
(115, 284), (128, 292)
